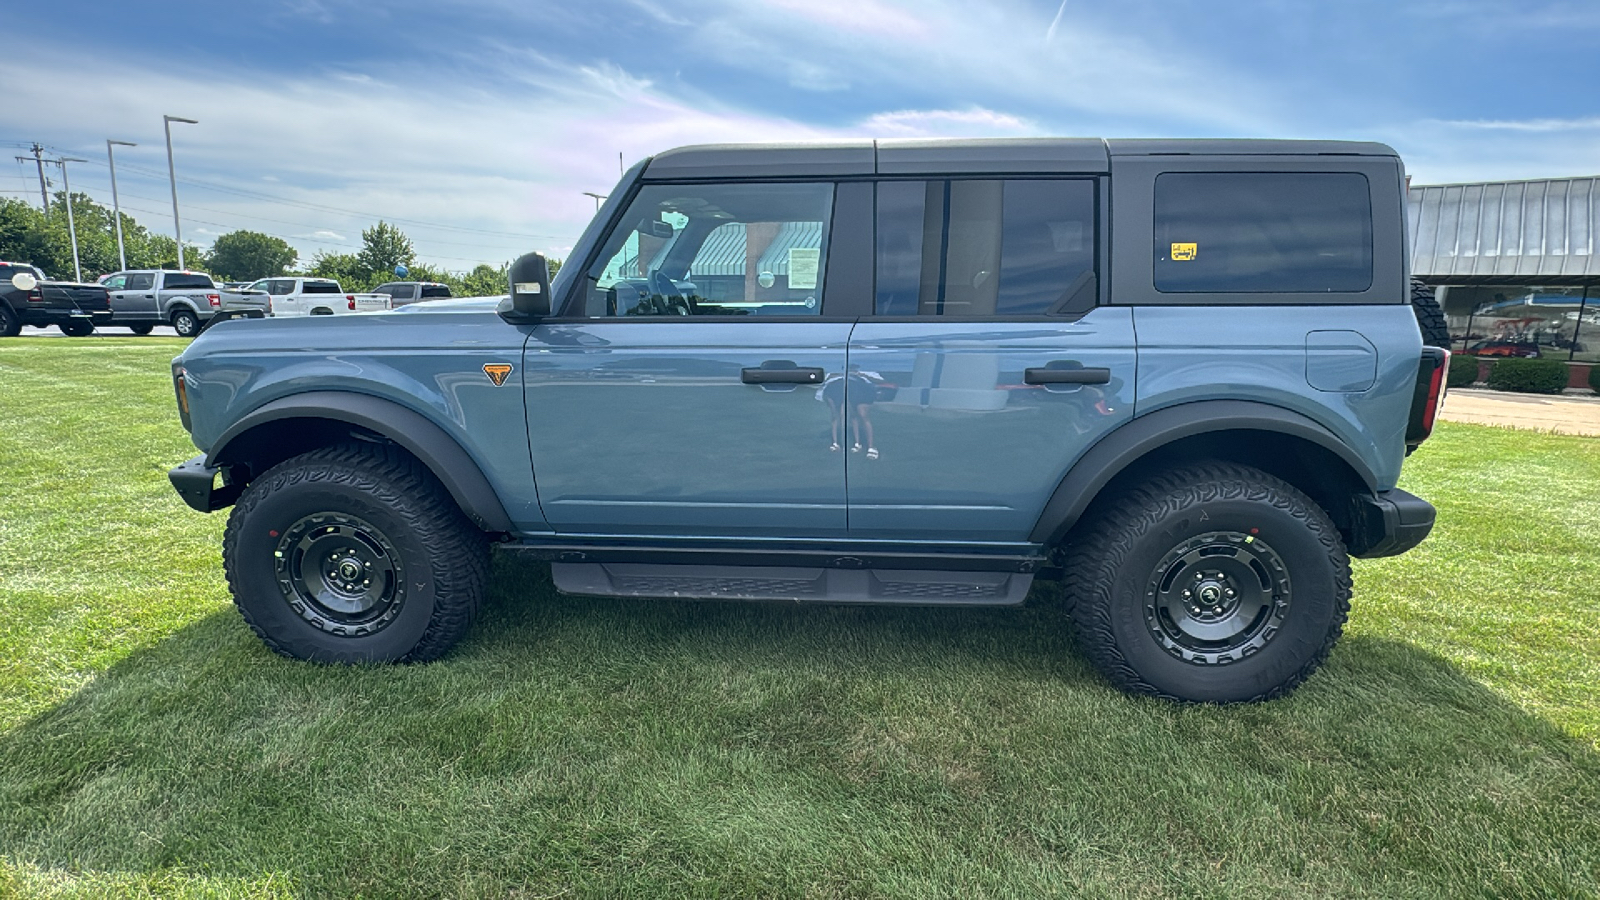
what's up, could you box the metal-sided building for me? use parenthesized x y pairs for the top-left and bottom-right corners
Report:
(1409, 176), (1600, 363)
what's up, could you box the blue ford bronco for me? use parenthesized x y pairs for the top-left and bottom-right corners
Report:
(168, 139), (1449, 702)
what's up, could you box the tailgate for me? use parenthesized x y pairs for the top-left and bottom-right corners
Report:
(221, 289), (270, 313)
(352, 293), (392, 312)
(40, 283), (111, 312)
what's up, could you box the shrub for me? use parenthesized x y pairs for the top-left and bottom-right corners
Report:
(1486, 358), (1569, 394)
(1589, 364), (1600, 394)
(1448, 354), (1480, 388)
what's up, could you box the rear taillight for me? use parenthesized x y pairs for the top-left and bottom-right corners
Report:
(207, 293), (220, 307)
(347, 297), (356, 310)
(1406, 348), (1449, 450)
(25, 288), (42, 303)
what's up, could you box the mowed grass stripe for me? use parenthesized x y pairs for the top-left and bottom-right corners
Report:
(0, 336), (1596, 898)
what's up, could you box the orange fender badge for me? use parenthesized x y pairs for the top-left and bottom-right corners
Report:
(483, 363), (513, 386)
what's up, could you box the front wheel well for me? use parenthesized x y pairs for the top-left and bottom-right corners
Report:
(1061, 429), (1371, 552)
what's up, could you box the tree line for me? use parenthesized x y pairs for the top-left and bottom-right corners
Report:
(0, 195), (557, 296)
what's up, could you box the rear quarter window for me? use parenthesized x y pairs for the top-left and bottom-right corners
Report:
(163, 273), (216, 289)
(1153, 172), (1372, 294)
(421, 285), (451, 298)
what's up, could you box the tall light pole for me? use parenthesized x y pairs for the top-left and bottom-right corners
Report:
(107, 139), (136, 272)
(52, 158), (88, 282)
(582, 191), (606, 212)
(163, 115), (198, 269)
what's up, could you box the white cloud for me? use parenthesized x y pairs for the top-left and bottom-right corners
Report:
(1429, 117), (1600, 133)
(860, 108), (1038, 138)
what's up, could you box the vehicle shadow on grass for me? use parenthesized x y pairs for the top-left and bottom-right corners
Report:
(1, 553), (1598, 898)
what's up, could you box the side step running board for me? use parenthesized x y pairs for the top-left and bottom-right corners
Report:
(551, 563), (1033, 606)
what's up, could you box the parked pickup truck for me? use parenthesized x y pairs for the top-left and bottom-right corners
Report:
(372, 281), (453, 308)
(96, 269), (223, 337)
(169, 138), (1449, 704)
(1, 261), (112, 336)
(230, 277), (391, 317)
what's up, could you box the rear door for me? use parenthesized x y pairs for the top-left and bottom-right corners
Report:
(846, 177), (1136, 542)
(523, 180), (868, 537)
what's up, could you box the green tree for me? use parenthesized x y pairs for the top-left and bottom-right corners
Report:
(0, 195), (205, 280)
(307, 251), (368, 288)
(355, 221), (415, 279)
(208, 230), (297, 281)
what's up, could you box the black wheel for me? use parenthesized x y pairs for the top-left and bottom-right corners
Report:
(1065, 462), (1351, 703)
(128, 323), (154, 335)
(0, 305), (19, 337)
(58, 320), (94, 337)
(171, 308), (200, 337)
(1410, 279), (1450, 349)
(223, 444), (489, 663)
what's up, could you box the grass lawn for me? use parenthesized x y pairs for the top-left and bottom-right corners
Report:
(1, 336), (1597, 898)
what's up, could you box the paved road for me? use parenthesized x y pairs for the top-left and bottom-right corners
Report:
(1442, 388), (1600, 437)
(16, 324), (184, 338)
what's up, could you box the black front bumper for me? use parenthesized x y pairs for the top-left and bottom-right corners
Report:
(169, 454), (242, 512)
(1348, 488), (1436, 558)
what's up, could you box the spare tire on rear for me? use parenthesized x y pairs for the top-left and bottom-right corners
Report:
(1411, 279), (1451, 349)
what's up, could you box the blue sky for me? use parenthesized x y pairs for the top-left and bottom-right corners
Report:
(2, 0), (1597, 270)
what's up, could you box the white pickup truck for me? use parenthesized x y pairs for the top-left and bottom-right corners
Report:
(230, 277), (391, 317)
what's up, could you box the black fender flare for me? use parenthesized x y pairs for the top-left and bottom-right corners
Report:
(1029, 400), (1378, 545)
(207, 391), (515, 533)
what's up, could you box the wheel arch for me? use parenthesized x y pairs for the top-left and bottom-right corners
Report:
(1031, 400), (1378, 548)
(206, 391), (515, 534)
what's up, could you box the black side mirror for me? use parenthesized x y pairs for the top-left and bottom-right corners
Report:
(498, 252), (552, 322)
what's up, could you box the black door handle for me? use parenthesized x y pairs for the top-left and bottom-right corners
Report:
(1025, 365), (1111, 385)
(742, 362), (825, 384)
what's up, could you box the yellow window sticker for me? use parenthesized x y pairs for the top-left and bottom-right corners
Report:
(1171, 242), (1198, 261)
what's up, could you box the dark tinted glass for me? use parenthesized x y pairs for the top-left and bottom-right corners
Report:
(421, 285), (451, 298)
(126, 273), (156, 290)
(1154, 172), (1373, 293)
(163, 273), (214, 289)
(875, 179), (1096, 316)
(303, 281), (341, 294)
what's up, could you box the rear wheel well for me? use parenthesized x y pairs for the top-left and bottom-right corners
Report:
(1062, 429), (1369, 552)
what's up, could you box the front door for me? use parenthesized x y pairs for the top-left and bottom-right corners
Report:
(524, 180), (856, 537)
(845, 178), (1136, 542)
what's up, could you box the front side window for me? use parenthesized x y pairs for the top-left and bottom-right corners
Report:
(102, 274), (127, 290)
(1154, 172), (1373, 293)
(875, 179), (1097, 317)
(582, 182), (834, 317)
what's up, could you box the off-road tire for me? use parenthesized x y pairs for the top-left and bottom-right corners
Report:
(1410, 279), (1451, 349)
(223, 444), (489, 663)
(171, 308), (200, 337)
(1064, 462), (1352, 703)
(58, 320), (94, 337)
(128, 324), (154, 335)
(0, 305), (19, 337)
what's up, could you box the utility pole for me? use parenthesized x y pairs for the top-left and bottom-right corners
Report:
(52, 158), (88, 282)
(163, 115), (198, 269)
(107, 140), (137, 271)
(12, 144), (49, 214)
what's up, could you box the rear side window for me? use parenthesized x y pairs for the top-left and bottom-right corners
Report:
(1153, 172), (1373, 293)
(163, 273), (215, 289)
(303, 281), (341, 294)
(421, 285), (451, 298)
(127, 273), (156, 290)
(875, 179), (1097, 317)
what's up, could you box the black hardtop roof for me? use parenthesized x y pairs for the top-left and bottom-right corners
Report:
(642, 138), (1398, 180)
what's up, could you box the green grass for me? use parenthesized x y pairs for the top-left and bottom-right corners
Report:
(1, 336), (1597, 899)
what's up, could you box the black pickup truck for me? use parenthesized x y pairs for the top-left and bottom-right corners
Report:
(0, 262), (113, 336)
